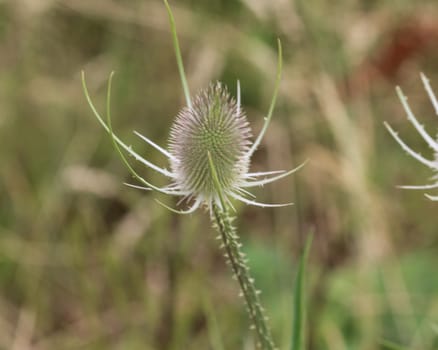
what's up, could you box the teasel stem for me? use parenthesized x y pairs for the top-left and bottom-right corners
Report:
(207, 153), (276, 350)
(212, 205), (276, 349)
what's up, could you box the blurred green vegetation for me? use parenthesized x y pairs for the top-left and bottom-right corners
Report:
(0, 0), (437, 349)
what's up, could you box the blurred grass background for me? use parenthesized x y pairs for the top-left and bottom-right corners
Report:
(1, 0), (438, 349)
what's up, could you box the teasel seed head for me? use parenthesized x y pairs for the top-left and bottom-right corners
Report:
(169, 82), (252, 204)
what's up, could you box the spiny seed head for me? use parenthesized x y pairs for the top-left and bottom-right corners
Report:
(169, 82), (252, 202)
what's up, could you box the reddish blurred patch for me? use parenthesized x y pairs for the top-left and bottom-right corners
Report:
(343, 14), (438, 99)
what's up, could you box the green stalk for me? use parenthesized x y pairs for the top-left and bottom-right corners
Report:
(291, 234), (312, 350)
(212, 205), (276, 350)
(207, 152), (276, 350)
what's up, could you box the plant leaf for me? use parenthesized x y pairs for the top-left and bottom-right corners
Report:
(379, 339), (410, 350)
(291, 234), (313, 350)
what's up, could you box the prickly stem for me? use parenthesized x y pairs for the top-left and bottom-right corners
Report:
(212, 203), (276, 350)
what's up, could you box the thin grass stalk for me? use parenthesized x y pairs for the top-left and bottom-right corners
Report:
(291, 234), (312, 350)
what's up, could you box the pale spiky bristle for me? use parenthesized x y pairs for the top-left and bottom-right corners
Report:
(169, 82), (252, 202)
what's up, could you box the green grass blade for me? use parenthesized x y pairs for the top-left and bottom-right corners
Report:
(291, 234), (313, 350)
(202, 292), (225, 350)
(379, 339), (410, 350)
(163, 0), (192, 108)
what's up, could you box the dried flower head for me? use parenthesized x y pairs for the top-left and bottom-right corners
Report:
(385, 73), (438, 200)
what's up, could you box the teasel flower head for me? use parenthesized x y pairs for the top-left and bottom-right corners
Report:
(168, 82), (253, 207)
(385, 73), (438, 200)
(82, 3), (305, 214)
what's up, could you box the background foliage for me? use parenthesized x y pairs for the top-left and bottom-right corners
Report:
(0, 0), (437, 349)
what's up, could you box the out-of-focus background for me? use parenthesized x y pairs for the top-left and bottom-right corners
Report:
(1, 0), (437, 349)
